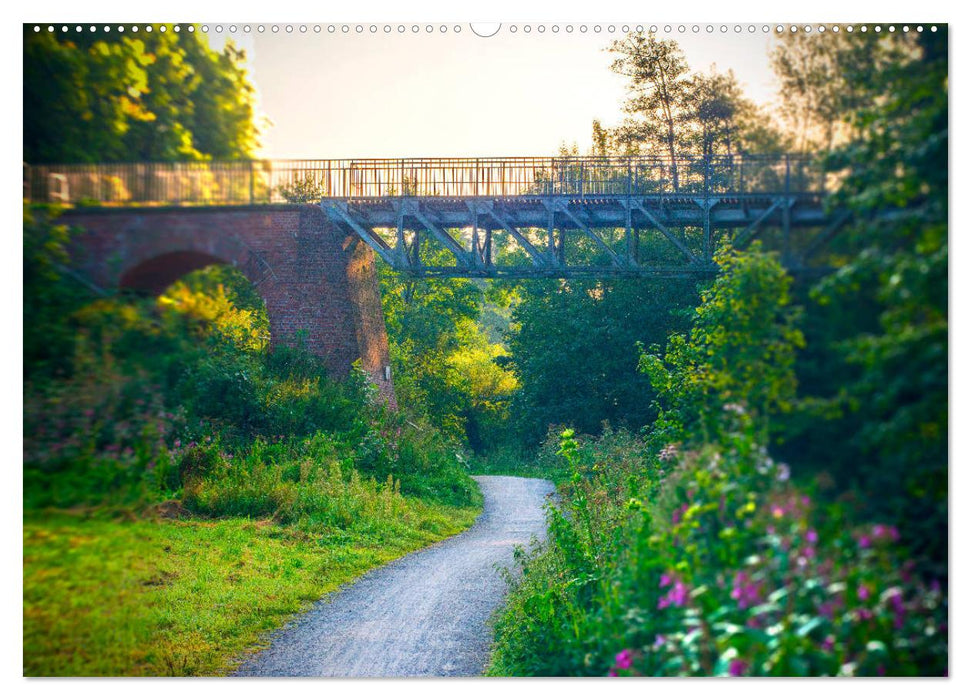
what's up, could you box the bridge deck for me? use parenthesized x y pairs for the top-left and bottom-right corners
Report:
(24, 156), (846, 278)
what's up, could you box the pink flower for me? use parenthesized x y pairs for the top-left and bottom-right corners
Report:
(821, 635), (835, 652)
(857, 534), (872, 549)
(730, 571), (763, 610)
(729, 659), (747, 676)
(857, 584), (870, 601)
(614, 649), (633, 670)
(659, 573), (672, 588)
(658, 580), (689, 609)
(884, 587), (907, 629)
(652, 634), (666, 650)
(806, 529), (818, 544)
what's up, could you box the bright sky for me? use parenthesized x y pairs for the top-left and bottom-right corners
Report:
(213, 26), (778, 159)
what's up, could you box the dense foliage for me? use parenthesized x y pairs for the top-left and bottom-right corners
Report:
(23, 207), (478, 515)
(379, 249), (517, 451)
(488, 248), (946, 677)
(773, 28), (948, 571)
(507, 278), (696, 443)
(24, 27), (259, 162)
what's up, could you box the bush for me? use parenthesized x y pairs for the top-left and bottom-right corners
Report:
(488, 421), (947, 677)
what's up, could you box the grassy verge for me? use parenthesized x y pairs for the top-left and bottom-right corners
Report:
(467, 444), (571, 485)
(24, 501), (479, 677)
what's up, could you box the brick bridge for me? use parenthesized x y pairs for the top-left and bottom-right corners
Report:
(29, 155), (852, 397)
(59, 205), (396, 404)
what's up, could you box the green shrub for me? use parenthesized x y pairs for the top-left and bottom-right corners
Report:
(489, 421), (947, 677)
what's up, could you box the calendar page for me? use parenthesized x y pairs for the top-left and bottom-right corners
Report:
(21, 11), (949, 683)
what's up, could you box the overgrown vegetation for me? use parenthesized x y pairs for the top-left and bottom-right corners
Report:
(23, 22), (947, 679)
(487, 248), (946, 677)
(23, 205), (480, 676)
(484, 27), (946, 678)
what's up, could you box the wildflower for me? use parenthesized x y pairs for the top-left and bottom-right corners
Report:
(174, 439), (181, 448)
(730, 571), (763, 609)
(872, 524), (900, 542)
(652, 635), (666, 650)
(857, 584), (870, 601)
(659, 573), (672, 587)
(658, 443), (679, 462)
(723, 403), (745, 416)
(614, 650), (633, 670)
(857, 534), (872, 549)
(821, 635), (836, 652)
(806, 529), (819, 544)
(658, 580), (689, 609)
(886, 588), (906, 629)
(777, 463), (791, 482)
(729, 659), (748, 676)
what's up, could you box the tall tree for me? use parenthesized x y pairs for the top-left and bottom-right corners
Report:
(773, 29), (947, 572)
(770, 31), (910, 152)
(23, 27), (259, 163)
(508, 278), (697, 443)
(609, 33), (691, 185)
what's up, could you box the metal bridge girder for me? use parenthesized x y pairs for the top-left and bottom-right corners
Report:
(322, 200), (395, 265)
(733, 197), (794, 250)
(398, 199), (473, 266)
(548, 198), (624, 268)
(630, 199), (698, 263)
(473, 201), (548, 267)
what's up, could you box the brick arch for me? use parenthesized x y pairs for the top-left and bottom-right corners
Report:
(120, 251), (232, 295)
(60, 205), (396, 405)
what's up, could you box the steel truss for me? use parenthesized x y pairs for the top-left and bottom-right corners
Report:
(322, 193), (848, 279)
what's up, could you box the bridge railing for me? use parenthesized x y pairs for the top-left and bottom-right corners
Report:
(23, 155), (826, 206)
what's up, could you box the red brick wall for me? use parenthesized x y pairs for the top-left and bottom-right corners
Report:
(61, 205), (397, 407)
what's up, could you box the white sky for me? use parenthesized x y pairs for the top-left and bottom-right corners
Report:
(210, 26), (778, 159)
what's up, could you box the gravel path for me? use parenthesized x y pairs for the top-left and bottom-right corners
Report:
(233, 475), (554, 677)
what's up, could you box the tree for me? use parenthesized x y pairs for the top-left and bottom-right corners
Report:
(508, 278), (697, 443)
(801, 29), (947, 572)
(769, 31), (910, 153)
(639, 245), (804, 447)
(687, 69), (749, 157)
(23, 27), (259, 163)
(606, 32), (787, 180)
(609, 33), (691, 184)
(378, 243), (518, 448)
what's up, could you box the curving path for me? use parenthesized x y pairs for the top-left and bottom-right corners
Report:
(233, 475), (554, 677)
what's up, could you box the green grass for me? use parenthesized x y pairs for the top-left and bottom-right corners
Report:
(468, 445), (571, 485)
(23, 502), (479, 677)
